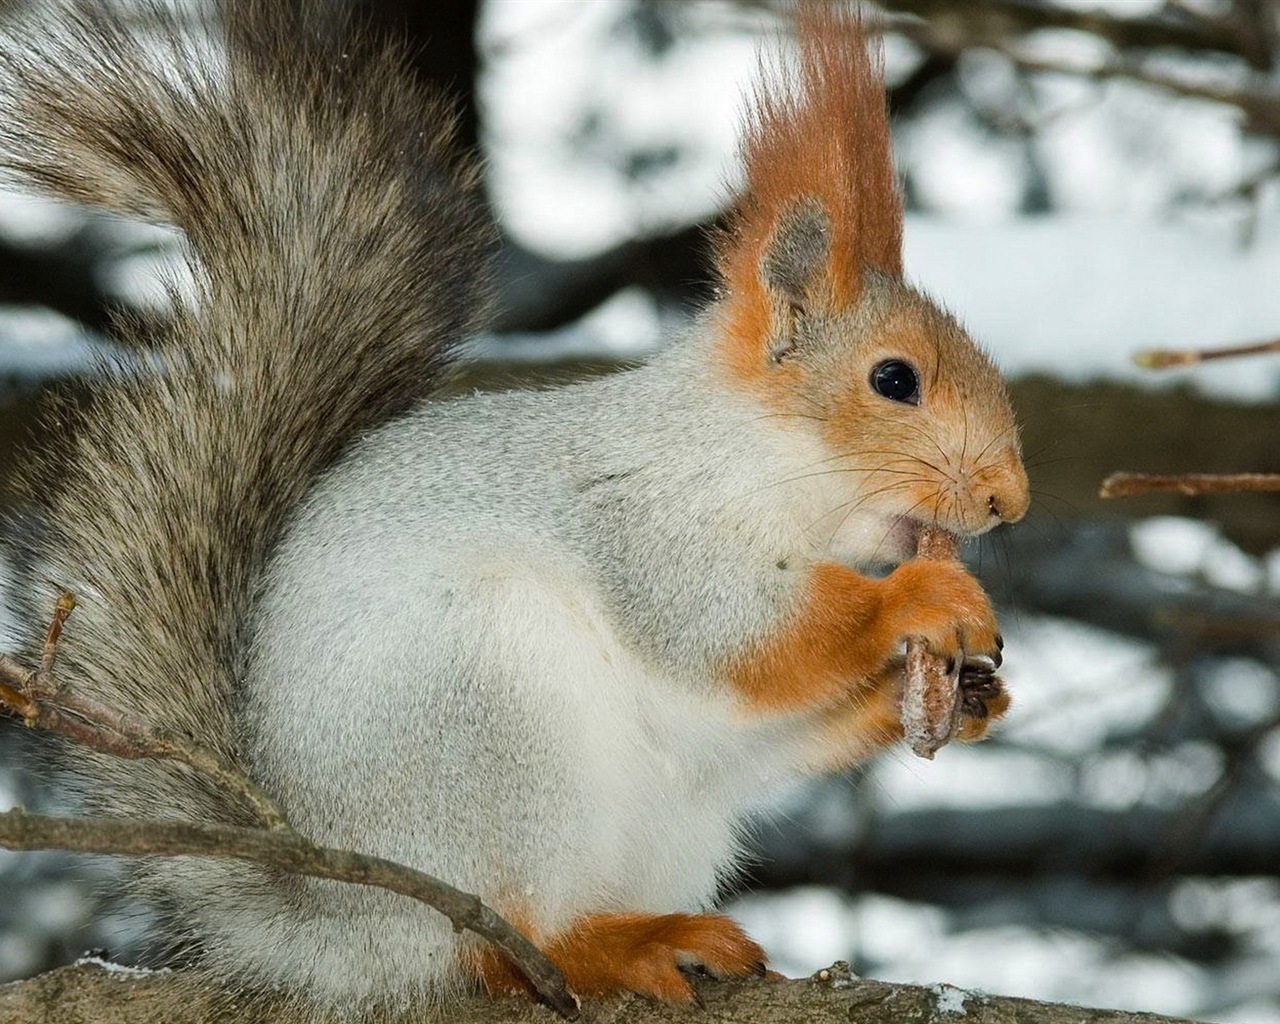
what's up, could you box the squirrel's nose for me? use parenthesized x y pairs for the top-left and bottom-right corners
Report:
(984, 449), (1029, 524)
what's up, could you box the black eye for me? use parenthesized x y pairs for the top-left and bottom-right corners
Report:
(870, 360), (920, 405)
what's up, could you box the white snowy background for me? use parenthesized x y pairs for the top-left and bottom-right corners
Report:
(0, 1), (1278, 1021)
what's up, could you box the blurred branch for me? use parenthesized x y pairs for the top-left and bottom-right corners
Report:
(881, 0), (1273, 68)
(896, 17), (1280, 137)
(1100, 473), (1280, 498)
(1150, 710), (1280, 879)
(755, 793), (1280, 892)
(1135, 337), (1280, 368)
(990, 521), (1280, 655)
(494, 223), (714, 333)
(0, 228), (124, 334)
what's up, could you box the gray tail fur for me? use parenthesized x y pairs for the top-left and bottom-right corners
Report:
(0, 0), (490, 830)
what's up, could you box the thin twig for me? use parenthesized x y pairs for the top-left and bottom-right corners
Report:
(0, 595), (289, 833)
(880, 0), (1268, 67)
(1100, 472), (1280, 498)
(893, 14), (1280, 139)
(0, 595), (580, 1016)
(736, 0), (1266, 64)
(38, 591), (76, 681)
(1134, 337), (1280, 368)
(0, 807), (579, 1019)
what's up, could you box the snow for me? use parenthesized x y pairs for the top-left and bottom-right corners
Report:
(1129, 518), (1266, 593)
(932, 982), (970, 1016)
(479, 0), (756, 256)
(0, 932), (44, 982)
(904, 213), (1280, 402)
(73, 954), (169, 979)
(468, 287), (666, 365)
(871, 743), (1074, 811)
(729, 887), (864, 979)
(1259, 731), (1280, 785)
(975, 616), (1171, 758)
(1200, 659), (1279, 729)
(0, 192), (83, 245)
(728, 890), (1210, 1017)
(1266, 550), (1280, 596)
(1130, 517), (1226, 577)
(0, 308), (101, 383)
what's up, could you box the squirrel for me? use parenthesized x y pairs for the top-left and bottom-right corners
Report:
(0, 0), (1028, 1018)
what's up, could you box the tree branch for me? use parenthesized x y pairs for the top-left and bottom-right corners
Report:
(881, 0), (1270, 68)
(1134, 337), (1280, 368)
(888, 9), (1280, 139)
(0, 593), (288, 832)
(0, 596), (578, 1016)
(0, 807), (579, 1018)
(1100, 472), (1280, 498)
(0, 959), (1206, 1024)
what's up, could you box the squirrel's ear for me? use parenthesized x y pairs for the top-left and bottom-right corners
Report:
(760, 197), (831, 316)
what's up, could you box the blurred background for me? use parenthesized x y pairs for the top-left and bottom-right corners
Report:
(1, 1), (1279, 1020)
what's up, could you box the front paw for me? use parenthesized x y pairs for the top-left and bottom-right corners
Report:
(955, 661), (1011, 742)
(883, 558), (1001, 665)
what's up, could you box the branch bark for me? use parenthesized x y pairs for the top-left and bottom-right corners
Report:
(1100, 472), (1280, 498)
(0, 597), (577, 1016)
(0, 807), (578, 1017)
(0, 593), (288, 831)
(881, 0), (1270, 68)
(1134, 337), (1280, 367)
(888, 8), (1280, 139)
(0, 960), (1207, 1024)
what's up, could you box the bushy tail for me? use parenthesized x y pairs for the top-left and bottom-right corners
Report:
(0, 0), (490, 825)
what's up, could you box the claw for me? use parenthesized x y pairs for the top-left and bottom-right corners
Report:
(959, 668), (1004, 719)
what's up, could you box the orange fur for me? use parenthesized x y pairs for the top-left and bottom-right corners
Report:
(807, 665), (906, 771)
(470, 912), (765, 1005)
(725, 559), (1000, 713)
(811, 293), (1030, 534)
(807, 662), (1013, 770)
(725, 561), (886, 711)
(716, 2), (901, 384)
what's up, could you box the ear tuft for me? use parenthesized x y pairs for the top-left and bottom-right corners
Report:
(713, 2), (903, 385)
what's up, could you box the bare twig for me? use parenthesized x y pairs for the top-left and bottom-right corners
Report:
(1100, 472), (1280, 498)
(37, 591), (75, 683)
(0, 594), (578, 1014)
(0, 594), (288, 832)
(1134, 337), (1280, 368)
(0, 807), (579, 1019)
(891, 12), (1280, 139)
(880, 0), (1269, 67)
(734, 0), (1267, 63)
(902, 527), (962, 760)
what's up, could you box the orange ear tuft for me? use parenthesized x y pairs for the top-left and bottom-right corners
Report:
(716, 2), (903, 370)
